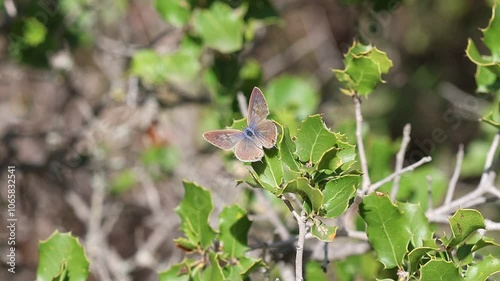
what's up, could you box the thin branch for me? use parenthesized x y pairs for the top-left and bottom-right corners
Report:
(4, 0), (17, 17)
(87, 173), (106, 239)
(354, 95), (371, 193)
(428, 188), (483, 217)
(127, 76), (139, 108)
(296, 210), (307, 281)
(478, 131), (500, 189)
(345, 230), (368, 240)
(390, 123), (412, 201)
(321, 242), (329, 272)
(135, 167), (162, 217)
(429, 215), (500, 231)
(370, 156), (432, 192)
(280, 195), (305, 281)
(288, 193), (305, 213)
(445, 144), (464, 204)
(487, 186), (500, 198)
(427, 132), (499, 218)
(237, 91), (248, 117)
(485, 220), (500, 231)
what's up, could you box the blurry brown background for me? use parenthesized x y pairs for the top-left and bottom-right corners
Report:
(0, 0), (497, 280)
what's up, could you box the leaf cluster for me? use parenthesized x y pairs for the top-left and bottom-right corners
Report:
(159, 182), (262, 281)
(360, 197), (500, 280)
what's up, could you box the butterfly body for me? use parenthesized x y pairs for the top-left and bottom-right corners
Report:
(203, 87), (277, 162)
(244, 127), (255, 138)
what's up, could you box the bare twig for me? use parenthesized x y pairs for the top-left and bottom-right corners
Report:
(288, 193), (305, 213)
(280, 195), (306, 281)
(4, 0), (16, 17)
(370, 156), (432, 192)
(133, 218), (173, 268)
(321, 242), (329, 272)
(427, 131), (500, 218)
(135, 167), (162, 217)
(390, 123), (412, 201)
(127, 76), (139, 108)
(237, 91), (248, 117)
(478, 131), (500, 189)
(354, 95), (371, 193)
(65, 190), (90, 223)
(87, 173), (106, 239)
(296, 210), (307, 281)
(429, 215), (500, 231)
(444, 144), (464, 204)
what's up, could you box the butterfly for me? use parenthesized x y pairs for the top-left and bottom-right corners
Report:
(203, 87), (278, 162)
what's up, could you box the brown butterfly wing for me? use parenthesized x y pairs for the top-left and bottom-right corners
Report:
(253, 119), (278, 149)
(203, 129), (244, 150)
(247, 87), (270, 126)
(234, 137), (264, 162)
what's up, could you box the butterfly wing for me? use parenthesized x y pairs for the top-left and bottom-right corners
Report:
(253, 119), (278, 149)
(203, 129), (244, 150)
(234, 136), (264, 162)
(247, 87), (270, 127)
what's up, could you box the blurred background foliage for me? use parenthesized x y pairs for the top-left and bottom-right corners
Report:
(0, 0), (498, 280)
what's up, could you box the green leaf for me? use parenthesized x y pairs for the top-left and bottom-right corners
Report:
(446, 209), (486, 247)
(464, 255), (500, 281)
(419, 260), (464, 281)
(251, 146), (283, 194)
(311, 219), (338, 242)
(23, 18), (47, 47)
(359, 194), (412, 269)
(333, 42), (393, 96)
(471, 234), (500, 252)
(306, 261), (329, 281)
(475, 65), (499, 93)
(246, 0), (279, 21)
(130, 50), (166, 84)
(176, 181), (216, 249)
(159, 263), (190, 281)
(399, 202), (434, 248)
(109, 169), (137, 195)
(481, 101), (500, 128)
(219, 205), (251, 257)
(333, 253), (381, 280)
(155, 0), (190, 27)
(367, 136), (396, 186)
(317, 134), (357, 173)
(173, 237), (197, 252)
(162, 38), (201, 84)
(295, 115), (338, 165)
(279, 127), (301, 172)
(407, 247), (438, 275)
(397, 166), (447, 210)
(322, 175), (359, 218)
(282, 177), (324, 213)
(131, 39), (201, 85)
(465, 2), (500, 93)
(141, 146), (179, 174)
(466, 39), (497, 66)
(194, 3), (244, 53)
(36, 231), (89, 281)
(482, 2), (500, 60)
(222, 256), (263, 280)
(202, 252), (225, 280)
(265, 75), (319, 119)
